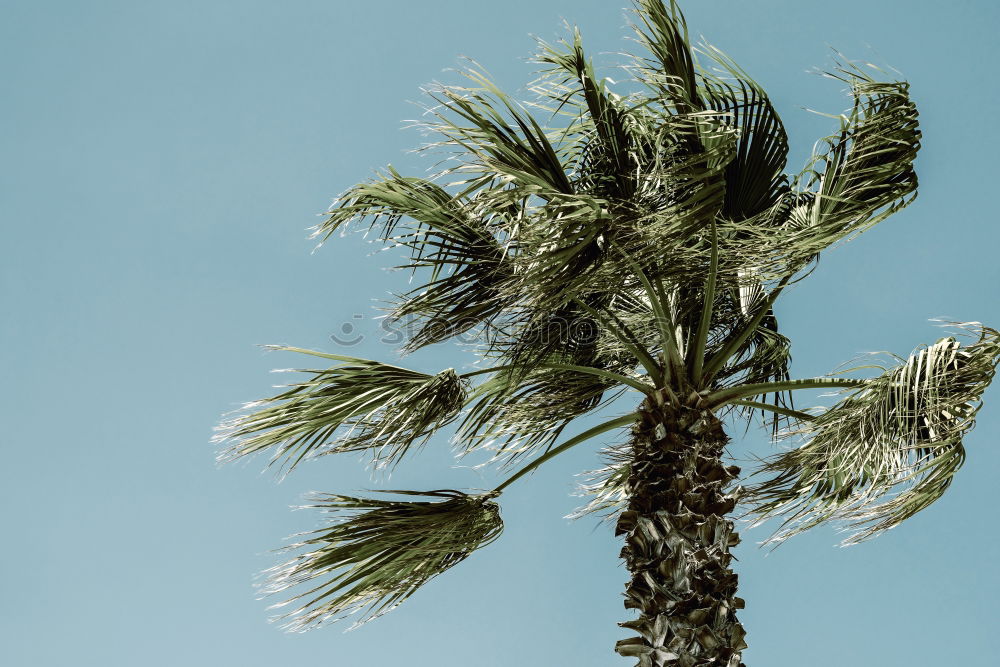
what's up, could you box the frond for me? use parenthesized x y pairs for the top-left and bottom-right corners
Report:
(783, 65), (921, 270)
(421, 64), (574, 194)
(535, 29), (639, 200)
(507, 110), (736, 313)
(264, 491), (503, 631)
(503, 190), (614, 310)
(745, 323), (1000, 544)
(729, 62), (920, 279)
(456, 293), (652, 464)
(629, 0), (700, 111)
(316, 170), (515, 350)
(216, 348), (466, 471)
(626, 111), (737, 258)
(698, 45), (790, 221)
(802, 63), (920, 237)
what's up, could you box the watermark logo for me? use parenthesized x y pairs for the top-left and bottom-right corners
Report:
(328, 313), (612, 349)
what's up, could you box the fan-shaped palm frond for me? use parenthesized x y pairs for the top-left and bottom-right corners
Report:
(216, 347), (466, 470)
(698, 45), (790, 221)
(316, 170), (515, 349)
(729, 61), (920, 280)
(264, 491), (503, 631)
(804, 65), (920, 234)
(535, 29), (639, 201)
(421, 64), (575, 195)
(746, 323), (1000, 544)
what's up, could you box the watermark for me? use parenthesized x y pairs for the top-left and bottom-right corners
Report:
(328, 312), (616, 349)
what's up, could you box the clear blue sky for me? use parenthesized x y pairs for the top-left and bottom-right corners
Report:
(3, 1), (999, 665)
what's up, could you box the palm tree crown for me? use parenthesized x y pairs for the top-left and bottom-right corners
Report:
(217, 1), (999, 661)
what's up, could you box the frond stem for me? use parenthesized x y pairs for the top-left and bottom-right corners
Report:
(612, 242), (685, 379)
(704, 377), (865, 409)
(728, 399), (817, 422)
(690, 219), (719, 385)
(459, 363), (655, 395)
(491, 414), (638, 494)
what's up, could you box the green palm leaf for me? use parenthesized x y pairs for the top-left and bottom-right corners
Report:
(699, 45), (790, 221)
(217, 347), (466, 470)
(630, 0), (701, 111)
(804, 65), (920, 237)
(536, 29), (638, 201)
(264, 491), (503, 630)
(422, 64), (574, 195)
(734, 62), (920, 280)
(317, 170), (515, 349)
(570, 442), (633, 522)
(746, 323), (1000, 544)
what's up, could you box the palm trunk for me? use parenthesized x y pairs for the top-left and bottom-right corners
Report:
(615, 398), (747, 667)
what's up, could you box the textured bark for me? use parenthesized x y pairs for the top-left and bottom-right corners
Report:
(615, 398), (747, 667)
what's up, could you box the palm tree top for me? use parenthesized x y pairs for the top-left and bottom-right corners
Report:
(216, 0), (998, 634)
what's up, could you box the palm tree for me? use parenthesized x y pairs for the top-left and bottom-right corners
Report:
(216, 1), (1000, 664)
